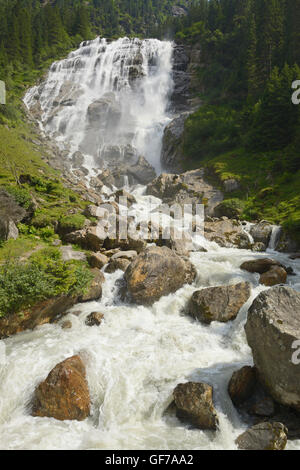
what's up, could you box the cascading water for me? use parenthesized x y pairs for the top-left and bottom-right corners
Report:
(1, 39), (300, 450)
(24, 37), (174, 174)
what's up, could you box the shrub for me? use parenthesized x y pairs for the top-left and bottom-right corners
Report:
(0, 247), (93, 317)
(58, 213), (86, 234)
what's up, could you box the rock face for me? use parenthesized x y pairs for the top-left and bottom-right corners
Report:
(188, 283), (251, 324)
(124, 246), (196, 306)
(32, 355), (90, 421)
(204, 218), (250, 249)
(245, 286), (300, 412)
(250, 221), (273, 248)
(161, 113), (188, 172)
(173, 382), (219, 430)
(236, 422), (288, 451)
(146, 169), (223, 216)
(228, 366), (257, 406)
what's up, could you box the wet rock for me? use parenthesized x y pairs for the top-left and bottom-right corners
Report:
(125, 246), (196, 306)
(235, 422), (287, 451)
(228, 366), (257, 406)
(127, 156), (156, 186)
(85, 312), (104, 327)
(61, 320), (72, 330)
(245, 286), (300, 412)
(251, 242), (266, 252)
(32, 355), (90, 421)
(241, 258), (282, 274)
(105, 258), (130, 273)
(88, 252), (109, 269)
(173, 382), (219, 430)
(188, 282), (251, 324)
(114, 189), (137, 207)
(260, 266), (287, 286)
(161, 114), (188, 171)
(204, 219), (250, 249)
(250, 221), (273, 246)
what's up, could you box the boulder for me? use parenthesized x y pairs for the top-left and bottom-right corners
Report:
(204, 219), (250, 249)
(88, 252), (109, 269)
(173, 382), (219, 430)
(114, 189), (137, 207)
(228, 366), (257, 406)
(245, 286), (300, 412)
(111, 250), (137, 261)
(241, 258), (282, 274)
(250, 221), (273, 247)
(105, 258), (130, 273)
(260, 266), (287, 286)
(85, 312), (104, 327)
(0, 189), (27, 241)
(188, 282), (251, 324)
(235, 422), (287, 451)
(124, 246), (196, 306)
(78, 269), (105, 302)
(32, 355), (90, 421)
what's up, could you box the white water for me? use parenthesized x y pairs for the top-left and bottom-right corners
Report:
(24, 37), (174, 173)
(5, 38), (300, 450)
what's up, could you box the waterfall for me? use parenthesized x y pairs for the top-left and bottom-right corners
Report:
(268, 225), (282, 251)
(24, 37), (174, 174)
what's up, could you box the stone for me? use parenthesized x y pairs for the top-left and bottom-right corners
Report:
(32, 355), (90, 421)
(245, 286), (300, 412)
(188, 282), (251, 324)
(61, 320), (72, 330)
(85, 312), (104, 327)
(228, 366), (257, 406)
(173, 382), (219, 430)
(125, 246), (196, 306)
(235, 422), (287, 451)
(250, 221), (273, 246)
(114, 189), (137, 207)
(204, 219), (250, 249)
(260, 266), (287, 286)
(105, 258), (130, 273)
(78, 269), (105, 302)
(111, 250), (137, 261)
(88, 252), (109, 269)
(241, 258), (282, 274)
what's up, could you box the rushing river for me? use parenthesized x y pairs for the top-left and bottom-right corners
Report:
(1, 37), (298, 450)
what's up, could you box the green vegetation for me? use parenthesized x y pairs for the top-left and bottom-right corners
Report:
(165, 0), (300, 243)
(0, 247), (93, 317)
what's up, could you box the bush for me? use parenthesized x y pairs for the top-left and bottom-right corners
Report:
(0, 247), (93, 317)
(3, 185), (32, 209)
(58, 213), (86, 234)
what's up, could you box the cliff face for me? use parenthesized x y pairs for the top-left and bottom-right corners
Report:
(162, 42), (203, 172)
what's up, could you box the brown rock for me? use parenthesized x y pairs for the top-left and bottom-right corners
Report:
(241, 258), (281, 274)
(260, 266), (287, 286)
(173, 382), (219, 430)
(125, 246), (196, 306)
(85, 312), (104, 326)
(32, 355), (90, 421)
(188, 282), (251, 324)
(105, 258), (130, 273)
(78, 269), (105, 302)
(228, 366), (257, 406)
(236, 422), (287, 451)
(88, 252), (109, 269)
(61, 320), (72, 330)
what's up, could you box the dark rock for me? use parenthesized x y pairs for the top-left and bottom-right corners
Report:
(105, 258), (130, 273)
(228, 366), (257, 406)
(173, 382), (219, 430)
(85, 312), (104, 326)
(260, 266), (287, 286)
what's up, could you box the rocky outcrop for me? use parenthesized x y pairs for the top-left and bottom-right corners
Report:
(161, 113), (188, 172)
(32, 355), (90, 421)
(187, 283), (251, 324)
(146, 169), (223, 216)
(236, 422), (288, 451)
(241, 258), (283, 274)
(0, 269), (105, 338)
(124, 246), (196, 306)
(250, 221), (273, 248)
(0, 189), (27, 241)
(173, 382), (219, 430)
(245, 287), (300, 412)
(241, 258), (290, 286)
(204, 218), (251, 249)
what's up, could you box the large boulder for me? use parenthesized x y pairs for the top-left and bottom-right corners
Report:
(241, 258), (282, 274)
(236, 422), (288, 451)
(32, 355), (90, 421)
(187, 283), (251, 324)
(250, 221), (273, 247)
(78, 269), (105, 302)
(228, 366), (257, 406)
(245, 286), (300, 412)
(124, 246), (196, 306)
(173, 382), (219, 430)
(204, 218), (251, 249)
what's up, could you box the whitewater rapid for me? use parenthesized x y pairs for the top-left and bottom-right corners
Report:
(0, 185), (300, 450)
